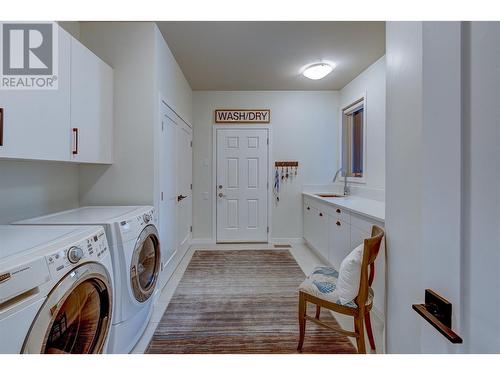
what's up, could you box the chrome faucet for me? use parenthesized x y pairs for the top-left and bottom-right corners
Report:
(333, 167), (350, 196)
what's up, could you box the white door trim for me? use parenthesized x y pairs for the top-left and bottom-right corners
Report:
(212, 125), (273, 243)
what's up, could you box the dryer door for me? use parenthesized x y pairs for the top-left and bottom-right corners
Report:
(130, 225), (161, 302)
(22, 262), (113, 354)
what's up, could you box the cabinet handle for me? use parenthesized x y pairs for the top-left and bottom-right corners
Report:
(307, 206), (310, 210)
(336, 208), (341, 213)
(336, 221), (341, 226)
(0, 107), (4, 146)
(319, 212), (323, 217)
(72, 128), (79, 155)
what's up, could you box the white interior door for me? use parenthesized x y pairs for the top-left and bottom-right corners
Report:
(216, 128), (268, 242)
(176, 122), (192, 251)
(158, 104), (178, 266)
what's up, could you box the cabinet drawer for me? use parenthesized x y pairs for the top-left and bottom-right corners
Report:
(350, 212), (384, 234)
(328, 204), (350, 224)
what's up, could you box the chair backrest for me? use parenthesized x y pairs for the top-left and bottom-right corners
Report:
(355, 225), (385, 309)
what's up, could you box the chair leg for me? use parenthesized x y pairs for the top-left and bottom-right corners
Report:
(297, 292), (307, 352)
(354, 315), (366, 354)
(315, 304), (321, 319)
(365, 311), (376, 351)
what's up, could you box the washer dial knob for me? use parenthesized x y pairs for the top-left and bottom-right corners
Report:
(143, 213), (151, 223)
(68, 246), (84, 264)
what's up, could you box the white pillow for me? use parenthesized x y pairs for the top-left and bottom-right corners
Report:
(336, 244), (364, 304)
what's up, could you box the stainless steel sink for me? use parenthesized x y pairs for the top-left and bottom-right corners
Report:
(315, 193), (345, 198)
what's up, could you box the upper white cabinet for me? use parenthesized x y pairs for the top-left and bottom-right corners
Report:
(0, 25), (113, 164)
(0, 28), (71, 161)
(70, 38), (113, 163)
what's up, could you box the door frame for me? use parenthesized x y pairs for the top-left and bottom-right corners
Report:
(212, 125), (273, 243)
(155, 95), (193, 274)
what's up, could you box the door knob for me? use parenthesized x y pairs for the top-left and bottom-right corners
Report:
(218, 185), (223, 189)
(177, 194), (187, 202)
(218, 192), (226, 198)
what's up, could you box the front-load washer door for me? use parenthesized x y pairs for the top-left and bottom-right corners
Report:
(22, 263), (113, 354)
(130, 225), (160, 303)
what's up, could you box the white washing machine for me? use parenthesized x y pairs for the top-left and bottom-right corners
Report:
(0, 225), (113, 354)
(15, 206), (161, 353)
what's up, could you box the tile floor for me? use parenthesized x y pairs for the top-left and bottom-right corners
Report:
(131, 242), (385, 354)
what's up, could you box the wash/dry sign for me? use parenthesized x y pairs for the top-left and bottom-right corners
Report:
(214, 109), (270, 124)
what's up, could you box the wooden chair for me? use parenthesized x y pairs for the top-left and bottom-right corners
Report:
(297, 225), (384, 354)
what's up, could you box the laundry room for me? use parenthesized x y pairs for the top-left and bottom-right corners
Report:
(1, 2), (500, 373)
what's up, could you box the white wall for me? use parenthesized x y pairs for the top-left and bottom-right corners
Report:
(385, 21), (424, 353)
(78, 22), (193, 209)
(192, 91), (338, 241)
(78, 22), (157, 206)
(386, 21), (500, 354)
(462, 22), (500, 353)
(339, 56), (386, 194)
(154, 25), (193, 126)
(0, 160), (79, 224)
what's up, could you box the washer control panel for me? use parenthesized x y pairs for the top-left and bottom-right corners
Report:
(46, 228), (109, 276)
(118, 208), (156, 241)
(138, 208), (155, 226)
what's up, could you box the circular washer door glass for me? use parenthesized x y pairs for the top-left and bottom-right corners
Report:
(45, 279), (110, 354)
(131, 225), (160, 302)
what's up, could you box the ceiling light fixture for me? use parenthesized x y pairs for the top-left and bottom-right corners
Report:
(302, 62), (335, 80)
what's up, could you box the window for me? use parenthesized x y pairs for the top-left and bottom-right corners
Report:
(341, 97), (365, 180)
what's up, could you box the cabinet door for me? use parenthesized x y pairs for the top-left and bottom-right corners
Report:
(303, 202), (314, 244)
(0, 26), (71, 161)
(314, 207), (329, 260)
(328, 217), (351, 269)
(70, 38), (113, 163)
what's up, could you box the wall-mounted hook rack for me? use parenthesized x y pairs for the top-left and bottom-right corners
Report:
(274, 161), (298, 167)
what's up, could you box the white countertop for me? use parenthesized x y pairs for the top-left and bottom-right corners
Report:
(303, 192), (385, 222)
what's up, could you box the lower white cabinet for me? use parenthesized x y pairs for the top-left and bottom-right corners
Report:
(328, 216), (350, 268)
(303, 195), (386, 318)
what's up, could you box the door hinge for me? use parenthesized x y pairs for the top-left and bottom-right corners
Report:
(267, 226), (269, 233)
(267, 181), (269, 189)
(190, 226), (193, 233)
(161, 121), (164, 131)
(267, 138), (269, 145)
(161, 192), (164, 201)
(190, 141), (193, 147)
(190, 183), (193, 190)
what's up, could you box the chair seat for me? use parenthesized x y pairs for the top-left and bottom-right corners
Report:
(298, 266), (373, 308)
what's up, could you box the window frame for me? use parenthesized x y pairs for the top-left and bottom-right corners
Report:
(339, 92), (367, 184)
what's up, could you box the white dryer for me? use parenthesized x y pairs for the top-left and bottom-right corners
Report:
(15, 206), (161, 353)
(0, 225), (113, 354)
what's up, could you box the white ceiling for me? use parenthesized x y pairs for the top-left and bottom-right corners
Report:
(156, 22), (385, 91)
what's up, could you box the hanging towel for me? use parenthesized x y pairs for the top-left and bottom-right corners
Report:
(274, 167), (280, 202)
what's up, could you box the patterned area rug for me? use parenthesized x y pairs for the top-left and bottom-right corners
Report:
(146, 250), (356, 354)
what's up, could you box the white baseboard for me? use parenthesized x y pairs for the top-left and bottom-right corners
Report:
(271, 237), (305, 245)
(190, 238), (216, 245)
(157, 235), (192, 291)
(191, 237), (305, 246)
